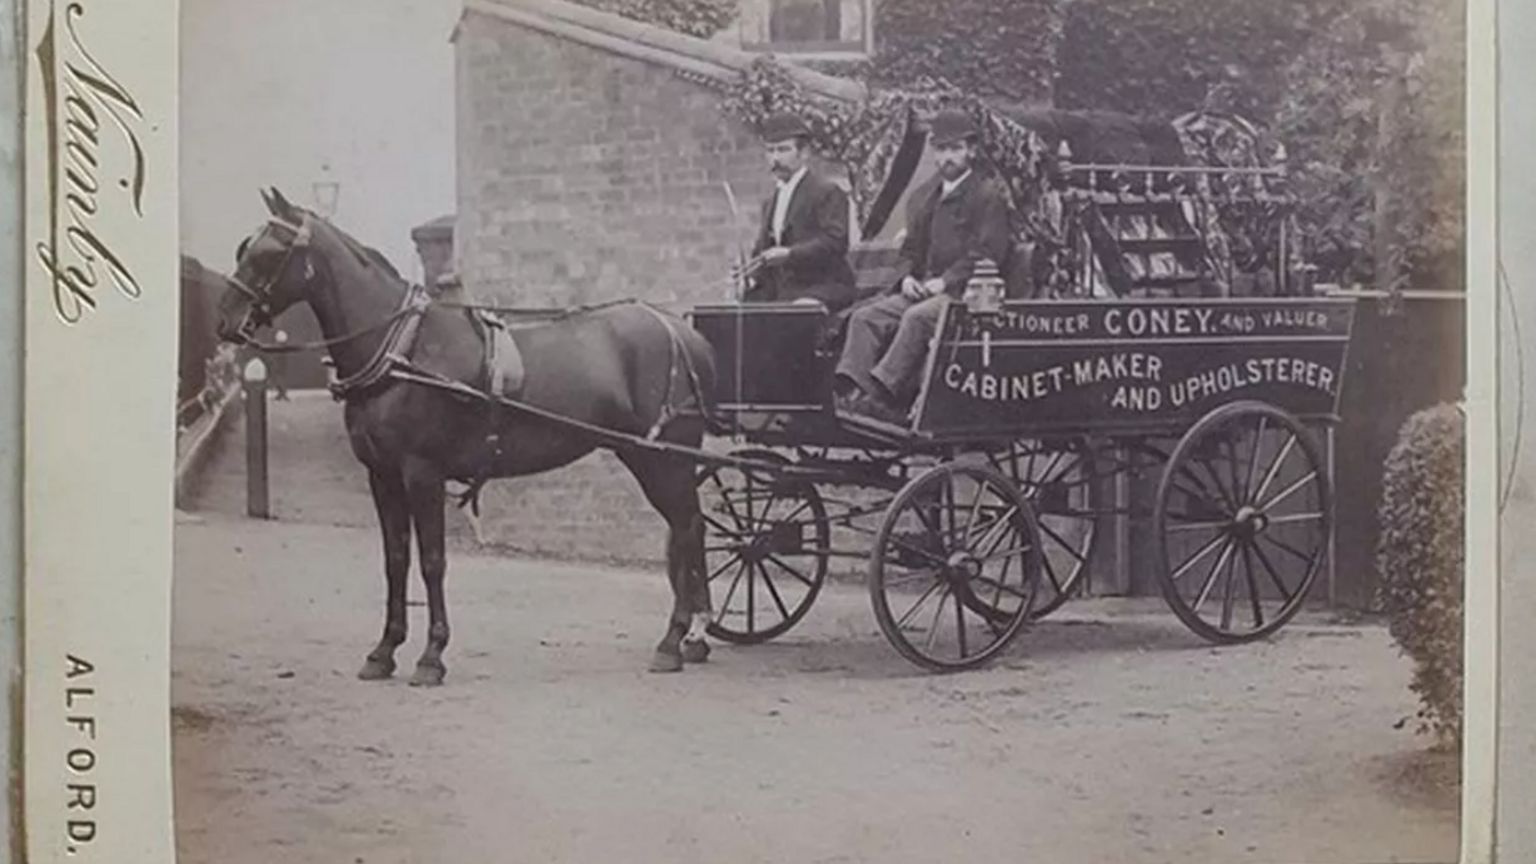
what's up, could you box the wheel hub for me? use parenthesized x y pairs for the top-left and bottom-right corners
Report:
(1231, 505), (1269, 539)
(943, 551), (980, 583)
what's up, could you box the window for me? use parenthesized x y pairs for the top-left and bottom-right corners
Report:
(739, 0), (873, 59)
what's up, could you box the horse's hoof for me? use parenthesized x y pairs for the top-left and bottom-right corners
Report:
(358, 657), (396, 681)
(648, 651), (684, 673)
(681, 639), (711, 664)
(409, 662), (446, 687)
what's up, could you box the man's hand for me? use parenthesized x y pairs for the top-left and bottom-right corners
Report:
(922, 277), (947, 297)
(761, 246), (792, 266)
(900, 276), (925, 300)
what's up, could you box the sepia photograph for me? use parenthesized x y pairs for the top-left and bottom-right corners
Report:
(16, 0), (1485, 860)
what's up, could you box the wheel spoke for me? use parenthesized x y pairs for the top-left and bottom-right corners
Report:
(757, 561), (791, 620)
(1195, 459), (1240, 513)
(925, 586), (952, 653)
(896, 579), (946, 630)
(714, 560), (749, 624)
(883, 567), (939, 589)
(1038, 520), (1089, 563)
(707, 555), (741, 582)
(702, 513), (744, 541)
(1251, 538), (1299, 599)
(1252, 432), (1298, 503)
(1219, 541), (1238, 630)
(978, 543), (1034, 564)
(1170, 530), (1229, 582)
(1220, 434), (1246, 507)
(1258, 532), (1318, 567)
(993, 544), (1014, 609)
(1192, 538), (1236, 612)
(1243, 415), (1268, 504)
(1265, 512), (1325, 526)
(972, 575), (1030, 600)
(1240, 541), (1265, 630)
(1166, 519), (1230, 533)
(1258, 470), (1318, 514)
(765, 554), (816, 588)
(708, 472), (748, 526)
(746, 559), (756, 634)
(955, 587), (969, 657)
(886, 534), (947, 566)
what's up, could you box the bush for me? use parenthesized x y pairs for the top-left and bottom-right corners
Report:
(1375, 402), (1464, 746)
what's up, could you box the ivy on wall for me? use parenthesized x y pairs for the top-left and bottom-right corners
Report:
(867, 0), (1059, 107)
(572, 0), (737, 38)
(1056, 0), (1465, 289)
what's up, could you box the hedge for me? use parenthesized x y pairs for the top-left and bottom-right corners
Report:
(1375, 402), (1464, 747)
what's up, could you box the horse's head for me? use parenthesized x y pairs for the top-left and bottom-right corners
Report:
(215, 187), (318, 344)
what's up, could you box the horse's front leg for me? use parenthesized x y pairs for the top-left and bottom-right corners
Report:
(404, 462), (451, 687)
(360, 467), (411, 680)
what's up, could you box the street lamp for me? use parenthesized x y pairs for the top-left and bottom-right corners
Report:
(313, 180), (341, 218)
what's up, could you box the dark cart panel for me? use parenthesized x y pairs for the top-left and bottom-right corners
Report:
(912, 298), (1356, 439)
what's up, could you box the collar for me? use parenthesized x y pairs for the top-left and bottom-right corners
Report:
(776, 165), (809, 195)
(940, 169), (974, 199)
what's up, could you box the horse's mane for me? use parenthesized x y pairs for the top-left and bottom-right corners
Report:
(301, 207), (406, 282)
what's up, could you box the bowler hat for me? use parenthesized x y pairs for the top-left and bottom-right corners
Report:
(761, 111), (812, 143)
(929, 109), (980, 146)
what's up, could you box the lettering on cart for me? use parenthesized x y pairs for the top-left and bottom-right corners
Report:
(1103, 307), (1215, 337)
(943, 352), (1164, 402)
(1168, 357), (1335, 407)
(65, 653), (98, 854)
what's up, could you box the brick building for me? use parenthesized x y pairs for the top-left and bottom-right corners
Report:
(434, 0), (884, 564)
(449, 0), (869, 312)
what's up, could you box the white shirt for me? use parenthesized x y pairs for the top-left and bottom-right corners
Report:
(771, 166), (809, 244)
(940, 168), (973, 200)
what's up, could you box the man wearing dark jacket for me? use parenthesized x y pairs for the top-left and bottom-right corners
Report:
(739, 112), (857, 312)
(836, 109), (1013, 422)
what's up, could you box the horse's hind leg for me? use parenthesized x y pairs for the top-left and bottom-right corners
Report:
(360, 467), (411, 680)
(620, 449), (713, 673)
(403, 459), (451, 687)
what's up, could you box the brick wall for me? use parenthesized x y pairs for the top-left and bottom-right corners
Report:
(446, 10), (866, 567)
(454, 10), (849, 312)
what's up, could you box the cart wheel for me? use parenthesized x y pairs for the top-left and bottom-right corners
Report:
(870, 461), (1044, 672)
(992, 438), (1099, 618)
(1153, 401), (1332, 643)
(697, 449), (829, 644)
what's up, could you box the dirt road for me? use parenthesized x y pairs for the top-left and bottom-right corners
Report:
(171, 515), (1456, 864)
(171, 394), (1457, 863)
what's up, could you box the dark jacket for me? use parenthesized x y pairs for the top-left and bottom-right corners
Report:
(897, 170), (1014, 297)
(746, 169), (857, 311)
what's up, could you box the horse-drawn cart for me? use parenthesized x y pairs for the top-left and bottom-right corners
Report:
(689, 291), (1354, 672)
(685, 105), (1354, 672)
(217, 104), (1357, 681)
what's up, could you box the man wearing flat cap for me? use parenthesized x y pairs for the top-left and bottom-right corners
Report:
(835, 108), (1013, 423)
(738, 111), (857, 312)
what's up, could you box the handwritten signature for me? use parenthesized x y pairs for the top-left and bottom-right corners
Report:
(33, 1), (148, 325)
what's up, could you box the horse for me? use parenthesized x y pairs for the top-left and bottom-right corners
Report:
(215, 187), (719, 685)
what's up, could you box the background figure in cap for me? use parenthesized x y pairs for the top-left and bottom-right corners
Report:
(736, 111), (856, 312)
(835, 108), (1014, 424)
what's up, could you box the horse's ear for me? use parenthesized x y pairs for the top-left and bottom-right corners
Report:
(270, 187), (299, 221)
(260, 187), (277, 214)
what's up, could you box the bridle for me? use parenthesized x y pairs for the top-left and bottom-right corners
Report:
(228, 216), (313, 342)
(226, 214), (426, 357)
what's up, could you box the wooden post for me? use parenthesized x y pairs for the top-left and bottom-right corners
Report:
(244, 358), (270, 520)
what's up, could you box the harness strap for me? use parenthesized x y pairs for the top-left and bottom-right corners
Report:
(328, 284), (432, 401)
